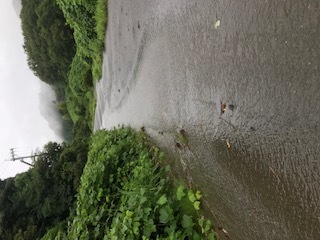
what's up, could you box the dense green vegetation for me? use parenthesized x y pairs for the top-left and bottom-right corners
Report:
(55, 0), (108, 131)
(21, 0), (107, 138)
(57, 0), (108, 81)
(0, 0), (108, 239)
(0, 141), (88, 239)
(41, 129), (215, 240)
(0, 0), (217, 239)
(0, 129), (216, 240)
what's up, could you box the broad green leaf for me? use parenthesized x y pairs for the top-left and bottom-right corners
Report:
(143, 221), (156, 237)
(164, 224), (177, 236)
(204, 220), (212, 232)
(133, 221), (140, 235)
(143, 207), (152, 215)
(121, 224), (128, 234)
(193, 201), (200, 210)
(198, 217), (205, 228)
(176, 185), (186, 200)
(193, 232), (201, 240)
(140, 196), (147, 204)
(181, 214), (193, 229)
(159, 207), (169, 223)
(157, 194), (168, 205)
(140, 187), (146, 195)
(208, 232), (216, 240)
(195, 190), (202, 200)
(126, 210), (133, 218)
(188, 190), (197, 203)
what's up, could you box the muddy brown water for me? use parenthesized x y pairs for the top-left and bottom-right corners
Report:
(94, 1), (320, 239)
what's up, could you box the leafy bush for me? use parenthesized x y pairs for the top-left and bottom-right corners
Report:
(51, 0), (108, 138)
(56, 0), (108, 81)
(46, 128), (216, 239)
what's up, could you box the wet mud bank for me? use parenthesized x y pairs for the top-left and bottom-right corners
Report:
(95, 1), (320, 239)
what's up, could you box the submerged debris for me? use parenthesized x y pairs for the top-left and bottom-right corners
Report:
(174, 129), (189, 148)
(175, 141), (182, 149)
(220, 101), (227, 115)
(179, 128), (187, 136)
(220, 101), (235, 114)
(228, 104), (235, 111)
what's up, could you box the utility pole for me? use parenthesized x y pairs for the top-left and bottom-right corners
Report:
(10, 148), (38, 167)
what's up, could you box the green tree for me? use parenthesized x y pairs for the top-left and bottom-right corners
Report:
(20, 0), (75, 92)
(0, 178), (16, 240)
(0, 141), (88, 240)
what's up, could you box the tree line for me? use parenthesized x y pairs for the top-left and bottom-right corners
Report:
(20, 0), (75, 94)
(0, 141), (88, 239)
(0, 0), (108, 238)
(0, 1), (91, 239)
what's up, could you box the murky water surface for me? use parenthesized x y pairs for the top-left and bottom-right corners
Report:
(95, 1), (320, 239)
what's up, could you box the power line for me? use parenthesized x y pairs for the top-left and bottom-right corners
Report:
(0, 148), (43, 178)
(0, 161), (10, 177)
(9, 148), (37, 167)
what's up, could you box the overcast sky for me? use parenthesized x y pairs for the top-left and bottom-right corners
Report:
(0, 1), (63, 179)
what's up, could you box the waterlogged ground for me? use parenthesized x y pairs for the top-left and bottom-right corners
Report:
(95, 1), (320, 239)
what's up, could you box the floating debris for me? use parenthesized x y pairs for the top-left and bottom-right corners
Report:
(220, 101), (227, 115)
(217, 226), (230, 238)
(214, 20), (221, 29)
(226, 140), (231, 149)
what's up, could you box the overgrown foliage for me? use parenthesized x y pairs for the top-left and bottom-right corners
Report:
(8, 3), (109, 237)
(56, 0), (108, 81)
(41, 128), (216, 240)
(55, 0), (108, 132)
(20, 0), (108, 139)
(0, 141), (88, 240)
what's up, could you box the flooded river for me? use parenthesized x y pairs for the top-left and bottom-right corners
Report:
(94, 1), (320, 239)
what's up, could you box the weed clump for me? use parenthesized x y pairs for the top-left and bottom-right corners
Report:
(43, 128), (215, 239)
